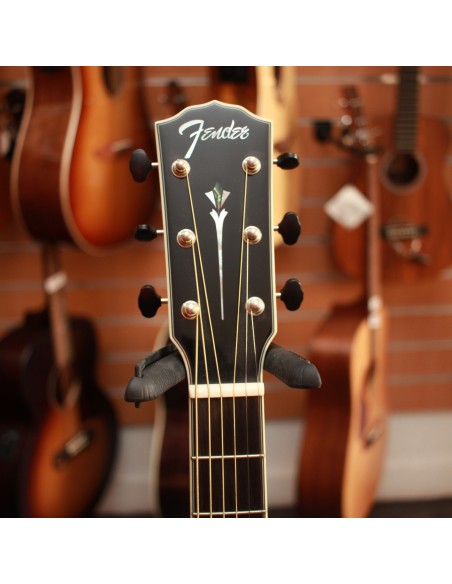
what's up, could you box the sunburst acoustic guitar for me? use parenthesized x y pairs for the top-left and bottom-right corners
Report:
(11, 66), (155, 254)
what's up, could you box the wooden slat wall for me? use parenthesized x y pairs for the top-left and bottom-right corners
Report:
(1, 66), (451, 427)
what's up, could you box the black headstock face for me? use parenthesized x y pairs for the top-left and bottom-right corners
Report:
(155, 101), (276, 389)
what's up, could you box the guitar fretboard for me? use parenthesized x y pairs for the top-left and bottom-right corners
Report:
(395, 66), (419, 153)
(189, 395), (267, 517)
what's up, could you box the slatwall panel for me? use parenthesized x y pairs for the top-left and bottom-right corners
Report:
(0, 66), (451, 429)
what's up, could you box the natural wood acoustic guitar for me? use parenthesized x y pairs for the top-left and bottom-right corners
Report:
(298, 88), (388, 518)
(10, 66), (154, 255)
(332, 66), (452, 282)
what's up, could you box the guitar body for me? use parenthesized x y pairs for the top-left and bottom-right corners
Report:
(11, 66), (153, 254)
(332, 116), (452, 283)
(299, 302), (388, 517)
(0, 310), (117, 517)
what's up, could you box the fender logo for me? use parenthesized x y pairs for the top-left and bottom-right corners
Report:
(179, 119), (250, 159)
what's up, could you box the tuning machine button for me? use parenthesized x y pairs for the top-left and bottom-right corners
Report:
(273, 152), (299, 170)
(134, 224), (164, 242)
(130, 149), (157, 182)
(277, 279), (304, 311)
(275, 212), (301, 245)
(138, 285), (167, 318)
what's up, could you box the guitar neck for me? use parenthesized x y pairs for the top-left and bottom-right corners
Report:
(189, 395), (267, 517)
(365, 153), (382, 305)
(41, 244), (75, 399)
(395, 66), (419, 152)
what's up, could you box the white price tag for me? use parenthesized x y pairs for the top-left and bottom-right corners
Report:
(324, 183), (374, 229)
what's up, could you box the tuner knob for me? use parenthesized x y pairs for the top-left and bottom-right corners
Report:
(134, 224), (163, 242)
(138, 285), (166, 318)
(274, 152), (299, 170)
(130, 149), (154, 182)
(275, 212), (301, 245)
(278, 279), (304, 311)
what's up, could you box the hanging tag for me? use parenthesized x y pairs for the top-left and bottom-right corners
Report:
(324, 183), (374, 229)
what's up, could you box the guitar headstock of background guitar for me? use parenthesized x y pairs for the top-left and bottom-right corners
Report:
(129, 100), (306, 394)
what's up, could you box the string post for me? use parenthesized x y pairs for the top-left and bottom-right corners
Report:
(181, 300), (200, 320)
(245, 296), (265, 317)
(177, 228), (196, 248)
(242, 156), (261, 175)
(243, 226), (262, 245)
(172, 158), (191, 178)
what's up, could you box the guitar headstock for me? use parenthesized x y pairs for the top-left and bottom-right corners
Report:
(157, 101), (276, 393)
(339, 86), (379, 155)
(132, 100), (302, 397)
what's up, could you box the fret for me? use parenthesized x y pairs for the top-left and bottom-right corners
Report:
(192, 510), (267, 517)
(191, 453), (264, 460)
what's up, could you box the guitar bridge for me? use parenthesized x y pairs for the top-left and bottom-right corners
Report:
(381, 222), (430, 264)
(53, 428), (94, 468)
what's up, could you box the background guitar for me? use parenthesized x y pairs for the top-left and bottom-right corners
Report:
(299, 87), (388, 517)
(11, 66), (155, 255)
(331, 66), (452, 282)
(0, 245), (117, 517)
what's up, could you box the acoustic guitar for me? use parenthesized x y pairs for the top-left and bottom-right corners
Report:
(0, 245), (117, 517)
(148, 75), (300, 517)
(126, 100), (316, 517)
(332, 66), (452, 282)
(10, 66), (154, 255)
(298, 88), (388, 518)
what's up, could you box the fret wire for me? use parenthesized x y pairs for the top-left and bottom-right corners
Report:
(192, 453), (265, 460)
(192, 510), (266, 517)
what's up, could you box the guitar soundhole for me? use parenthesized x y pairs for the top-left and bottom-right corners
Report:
(386, 152), (420, 187)
(102, 67), (124, 95)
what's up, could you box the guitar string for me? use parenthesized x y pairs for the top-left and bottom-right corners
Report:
(191, 244), (201, 517)
(185, 174), (226, 517)
(232, 168), (250, 516)
(187, 180), (213, 517)
(245, 239), (252, 515)
(244, 215), (263, 516)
